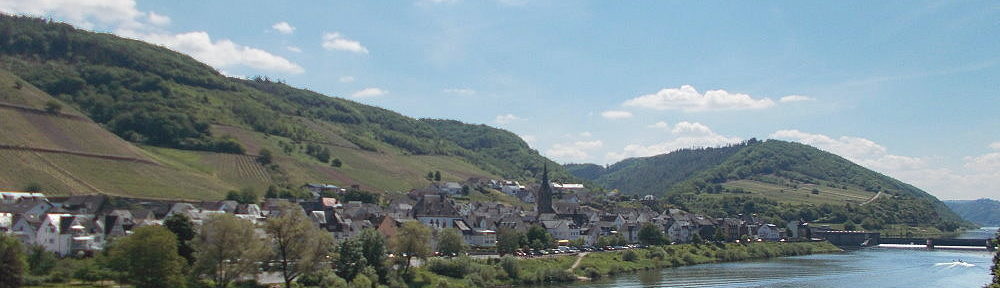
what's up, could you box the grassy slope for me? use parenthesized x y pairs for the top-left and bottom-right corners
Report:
(0, 15), (564, 200)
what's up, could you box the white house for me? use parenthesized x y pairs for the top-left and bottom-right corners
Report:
(541, 219), (583, 241)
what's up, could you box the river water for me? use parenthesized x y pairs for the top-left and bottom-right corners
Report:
(573, 228), (997, 288)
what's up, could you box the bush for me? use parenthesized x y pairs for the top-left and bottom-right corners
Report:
(426, 257), (470, 278)
(44, 100), (62, 113)
(500, 256), (519, 280)
(622, 250), (639, 262)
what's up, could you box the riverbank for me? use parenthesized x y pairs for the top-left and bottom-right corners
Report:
(409, 241), (842, 287)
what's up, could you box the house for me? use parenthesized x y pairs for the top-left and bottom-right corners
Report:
(667, 219), (695, 243)
(0, 192), (46, 204)
(440, 182), (463, 195)
(413, 195), (463, 229)
(302, 184), (346, 198)
(757, 224), (782, 241)
(541, 219), (584, 242)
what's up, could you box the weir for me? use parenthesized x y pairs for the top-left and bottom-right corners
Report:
(812, 230), (995, 251)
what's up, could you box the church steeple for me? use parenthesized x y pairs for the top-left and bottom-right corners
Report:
(537, 164), (555, 214)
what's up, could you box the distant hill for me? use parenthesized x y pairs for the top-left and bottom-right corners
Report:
(944, 199), (1000, 227)
(0, 15), (572, 199)
(568, 139), (968, 229)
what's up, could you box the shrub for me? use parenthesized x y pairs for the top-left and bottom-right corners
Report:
(426, 257), (470, 278)
(500, 256), (519, 280)
(622, 250), (639, 262)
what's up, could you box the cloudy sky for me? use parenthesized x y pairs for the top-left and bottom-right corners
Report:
(2, 1), (998, 200)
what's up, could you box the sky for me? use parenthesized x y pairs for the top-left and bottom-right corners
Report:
(1, 0), (998, 200)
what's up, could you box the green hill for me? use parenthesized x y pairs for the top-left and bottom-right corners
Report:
(0, 15), (571, 199)
(568, 139), (968, 230)
(944, 199), (1000, 227)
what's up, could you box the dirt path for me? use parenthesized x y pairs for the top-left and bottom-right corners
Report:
(861, 190), (883, 206)
(568, 252), (588, 271)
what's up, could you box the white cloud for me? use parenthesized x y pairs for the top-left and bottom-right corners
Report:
(147, 11), (170, 26)
(991, 142), (1000, 150)
(139, 31), (304, 74)
(547, 140), (603, 161)
(600, 110), (633, 119)
(648, 121), (670, 130)
(271, 21), (295, 34)
(443, 88), (476, 95)
(494, 114), (520, 124)
(286, 46), (302, 53)
(779, 95), (814, 103)
(608, 122), (741, 161)
(339, 76), (355, 83)
(351, 88), (387, 99)
(579, 132), (592, 137)
(771, 130), (1000, 200)
(623, 85), (776, 112)
(0, 0), (304, 75)
(0, 0), (148, 30)
(322, 32), (369, 54)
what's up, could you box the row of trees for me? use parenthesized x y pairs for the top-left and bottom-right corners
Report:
(0, 202), (474, 288)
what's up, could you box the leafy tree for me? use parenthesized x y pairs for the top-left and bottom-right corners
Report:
(526, 225), (554, 249)
(265, 185), (279, 198)
(336, 238), (366, 282)
(391, 221), (431, 274)
(106, 226), (186, 288)
(437, 228), (466, 256)
(496, 228), (524, 256)
(0, 233), (26, 288)
(713, 227), (726, 242)
(638, 222), (666, 245)
(25, 245), (56, 275)
(356, 229), (387, 282)
(265, 202), (335, 288)
(331, 158), (342, 167)
(163, 213), (196, 264)
(426, 171), (434, 181)
(843, 220), (857, 231)
(193, 214), (269, 288)
(258, 148), (273, 165)
(691, 232), (704, 245)
(433, 171), (441, 181)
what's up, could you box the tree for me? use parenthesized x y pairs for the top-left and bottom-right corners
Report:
(331, 158), (342, 167)
(25, 245), (56, 275)
(0, 233), (26, 288)
(337, 238), (366, 282)
(356, 229), (387, 282)
(164, 213), (196, 264)
(193, 214), (269, 288)
(265, 185), (279, 199)
(691, 232), (704, 245)
(638, 222), (665, 245)
(437, 228), (466, 256)
(265, 201), (336, 288)
(258, 148), (273, 165)
(433, 171), (441, 181)
(843, 220), (857, 231)
(713, 227), (726, 242)
(496, 228), (524, 256)
(106, 226), (186, 288)
(391, 221), (431, 274)
(526, 225), (554, 249)
(426, 171), (434, 181)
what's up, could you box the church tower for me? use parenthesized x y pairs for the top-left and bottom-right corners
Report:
(537, 164), (555, 214)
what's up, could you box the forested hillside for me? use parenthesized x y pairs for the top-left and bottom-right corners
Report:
(945, 199), (1000, 227)
(0, 15), (571, 198)
(569, 139), (968, 230)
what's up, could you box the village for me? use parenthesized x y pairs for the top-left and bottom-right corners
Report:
(0, 171), (812, 259)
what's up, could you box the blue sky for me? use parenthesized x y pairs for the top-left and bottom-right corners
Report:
(2, 0), (998, 200)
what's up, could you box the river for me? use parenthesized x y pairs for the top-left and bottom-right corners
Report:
(572, 228), (997, 288)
